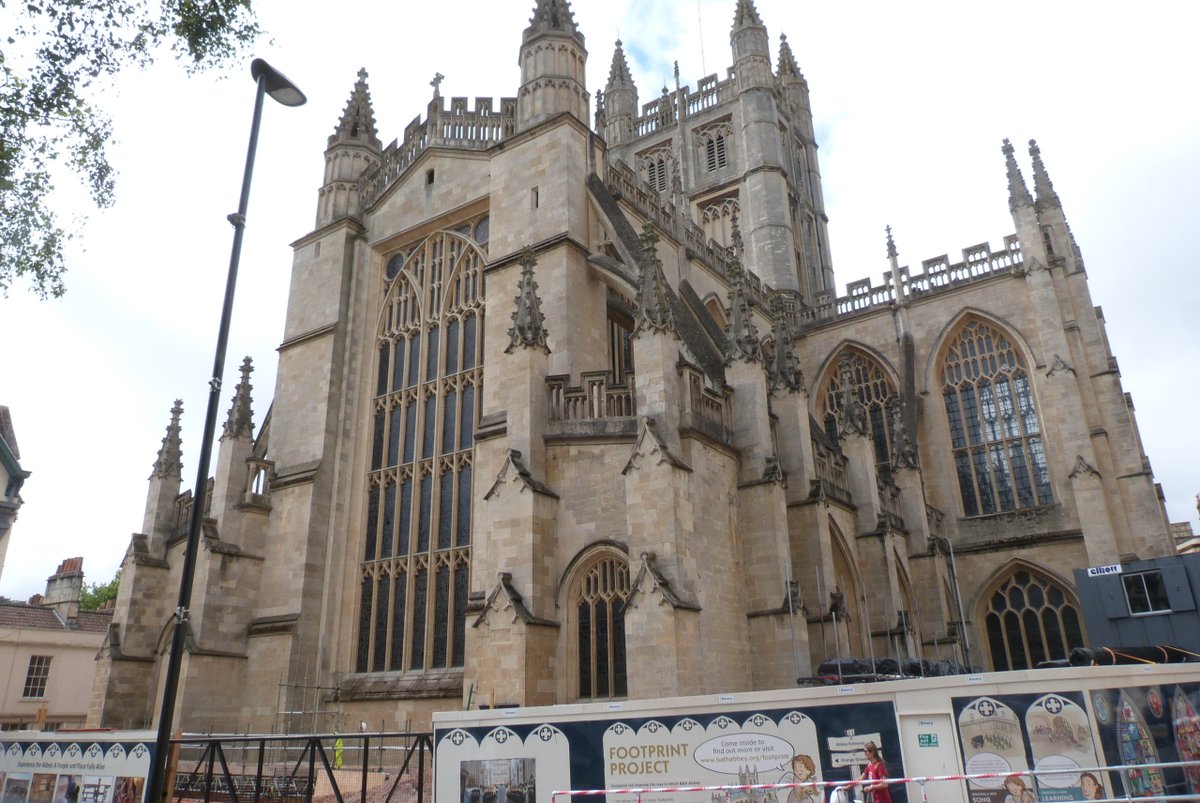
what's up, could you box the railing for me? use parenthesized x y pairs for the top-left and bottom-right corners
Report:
(359, 96), (516, 209)
(630, 70), (738, 137)
(170, 731), (432, 803)
(606, 160), (675, 231)
(813, 443), (852, 506)
(547, 372), (636, 422)
(679, 365), (732, 445)
(878, 477), (906, 531)
(798, 236), (1023, 328)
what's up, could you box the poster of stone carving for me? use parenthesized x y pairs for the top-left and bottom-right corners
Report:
(1092, 682), (1200, 798)
(952, 692), (1101, 803)
(436, 701), (904, 803)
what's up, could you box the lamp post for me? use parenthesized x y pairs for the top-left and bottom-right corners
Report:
(145, 58), (305, 803)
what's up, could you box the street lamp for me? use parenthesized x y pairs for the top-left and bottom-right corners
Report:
(145, 58), (305, 803)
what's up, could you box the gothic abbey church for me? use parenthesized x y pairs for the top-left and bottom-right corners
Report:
(90, 0), (1176, 731)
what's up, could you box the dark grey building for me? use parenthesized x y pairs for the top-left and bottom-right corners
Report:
(1074, 553), (1200, 653)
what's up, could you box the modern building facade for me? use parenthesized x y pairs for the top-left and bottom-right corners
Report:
(91, 0), (1177, 733)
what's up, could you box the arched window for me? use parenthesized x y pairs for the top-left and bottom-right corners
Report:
(701, 198), (740, 249)
(570, 553), (630, 699)
(640, 148), (672, 195)
(356, 223), (486, 674)
(941, 319), (1052, 516)
(818, 347), (897, 471)
(696, 122), (731, 173)
(982, 567), (1084, 671)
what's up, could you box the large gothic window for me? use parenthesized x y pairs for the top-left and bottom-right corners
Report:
(941, 319), (1052, 517)
(572, 553), (630, 700)
(819, 347), (897, 471)
(983, 567), (1083, 671)
(356, 223), (486, 674)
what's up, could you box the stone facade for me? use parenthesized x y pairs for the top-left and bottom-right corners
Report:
(91, 0), (1176, 733)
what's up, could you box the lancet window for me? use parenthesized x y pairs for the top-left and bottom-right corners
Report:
(571, 552), (630, 700)
(696, 121), (731, 173)
(640, 148), (672, 194)
(941, 319), (1052, 517)
(983, 567), (1083, 671)
(356, 221), (486, 674)
(701, 197), (740, 249)
(818, 347), (897, 471)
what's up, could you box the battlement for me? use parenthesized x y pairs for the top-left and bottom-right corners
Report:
(358, 95), (517, 209)
(800, 235), (1023, 327)
(628, 69), (737, 139)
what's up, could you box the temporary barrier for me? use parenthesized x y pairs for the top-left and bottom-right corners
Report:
(548, 759), (1200, 803)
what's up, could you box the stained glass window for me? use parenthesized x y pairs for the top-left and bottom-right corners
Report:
(357, 224), (485, 673)
(574, 554), (630, 699)
(942, 319), (1052, 516)
(819, 347), (897, 472)
(984, 568), (1083, 670)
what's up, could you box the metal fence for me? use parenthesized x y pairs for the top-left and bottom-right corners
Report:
(169, 732), (432, 803)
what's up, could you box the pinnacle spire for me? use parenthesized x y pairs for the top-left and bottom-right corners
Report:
(1028, 139), (1061, 210)
(733, 0), (764, 29)
(886, 225), (898, 260)
(150, 400), (184, 480)
(724, 219), (761, 363)
(223, 357), (255, 440)
(606, 39), (635, 90)
(505, 250), (551, 353)
(525, 0), (582, 42)
(329, 68), (381, 150)
(1002, 138), (1033, 212)
(837, 353), (869, 438)
(633, 223), (676, 336)
(888, 397), (918, 469)
(767, 293), (803, 393)
(777, 33), (801, 78)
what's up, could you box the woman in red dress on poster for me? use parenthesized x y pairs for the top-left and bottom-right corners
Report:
(859, 742), (892, 803)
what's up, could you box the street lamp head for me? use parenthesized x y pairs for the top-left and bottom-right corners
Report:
(251, 58), (307, 107)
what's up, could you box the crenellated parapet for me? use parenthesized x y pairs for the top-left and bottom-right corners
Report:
(799, 235), (1024, 327)
(629, 70), (737, 141)
(358, 96), (517, 209)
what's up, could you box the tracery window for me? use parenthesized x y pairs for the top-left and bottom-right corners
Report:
(983, 567), (1083, 671)
(641, 149), (671, 194)
(701, 197), (740, 249)
(571, 553), (630, 699)
(356, 222), (486, 674)
(941, 319), (1052, 517)
(696, 122), (731, 173)
(819, 347), (897, 471)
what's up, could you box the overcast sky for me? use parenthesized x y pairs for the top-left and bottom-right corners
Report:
(2, 0), (1197, 600)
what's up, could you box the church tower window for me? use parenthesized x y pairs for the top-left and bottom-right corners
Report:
(701, 198), (740, 249)
(695, 121), (732, 174)
(982, 567), (1083, 670)
(818, 347), (897, 471)
(357, 226), (485, 674)
(571, 553), (630, 699)
(941, 319), (1052, 517)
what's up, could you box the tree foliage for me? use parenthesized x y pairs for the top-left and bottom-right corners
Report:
(0, 0), (262, 298)
(79, 568), (121, 611)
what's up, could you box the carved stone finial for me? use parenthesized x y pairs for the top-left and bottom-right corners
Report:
(526, 0), (581, 40)
(150, 400), (184, 480)
(633, 222), (677, 336)
(885, 225), (897, 260)
(767, 292), (804, 394)
(777, 33), (801, 78)
(222, 357), (255, 440)
(838, 352), (869, 438)
(888, 397), (918, 469)
(1002, 138), (1033, 211)
(505, 249), (550, 354)
(1028, 139), (1061, 210)
(733, 0), (764, 29)
(724, 239), (761, 364)
(730, 210), (745, 258)
(606, 39), (635, 90)
(329, 68), (381, 150)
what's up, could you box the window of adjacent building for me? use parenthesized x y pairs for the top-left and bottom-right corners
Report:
(23, 655), (51, 698)
(572, 554), (630, 700)
(983, 568), (1083, 671)
(357, 223), (486, 674)
(818, 347), (897, 472)
(941, 319), (1053, 517)
(1123, 571), (1171, 614)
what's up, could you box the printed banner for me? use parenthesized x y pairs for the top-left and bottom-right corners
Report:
(0, 737), (152, 803)
(1091, 682), (1200, 799)
(952, 692), (1102, 803)
(437, 702), (905, 803)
